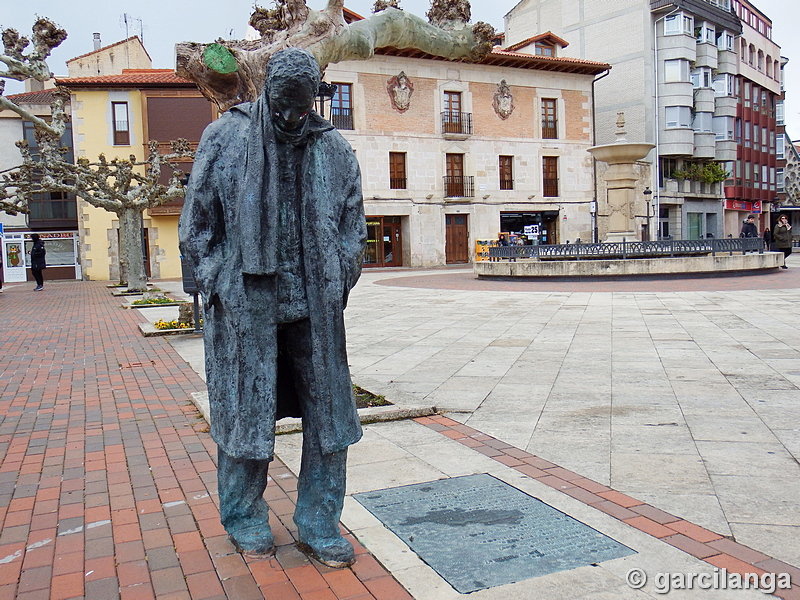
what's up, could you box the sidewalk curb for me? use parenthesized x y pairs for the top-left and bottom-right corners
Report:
(125, 300), (190, 309)
(139, 322), (197, 337)
(188, 390), (437, 432)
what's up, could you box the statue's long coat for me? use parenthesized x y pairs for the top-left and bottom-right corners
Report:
(179, 98), (366, 461)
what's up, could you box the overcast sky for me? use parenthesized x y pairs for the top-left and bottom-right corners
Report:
(3, 0), (798, 135)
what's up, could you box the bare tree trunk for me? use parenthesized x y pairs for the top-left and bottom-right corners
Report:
(118, 207), (147, 291)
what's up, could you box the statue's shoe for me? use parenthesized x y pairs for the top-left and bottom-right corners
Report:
(228, 525), (275, 557)
(297, 535), (355, 568)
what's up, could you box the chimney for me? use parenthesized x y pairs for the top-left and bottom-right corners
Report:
(93, 33), (101, 51)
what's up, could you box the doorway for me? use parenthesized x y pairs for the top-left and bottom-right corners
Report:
(445, 214), (469, 263)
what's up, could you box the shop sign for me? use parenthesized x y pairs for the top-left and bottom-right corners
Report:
(752, 201), (762, 213)
(25, 232), (75, 239)
(524, 224), (540, 236)
(725, 200), (752, 211)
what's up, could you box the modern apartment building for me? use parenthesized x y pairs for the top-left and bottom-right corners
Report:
(505, 0), (781, 239)
(724, 0), (782, 234)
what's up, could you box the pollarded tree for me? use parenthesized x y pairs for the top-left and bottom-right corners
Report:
(0, 17), (67, 215)
(1, 18), (194, 291)
(175, 0), (495, 111)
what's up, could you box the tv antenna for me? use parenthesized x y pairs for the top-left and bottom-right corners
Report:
(120, 13), (144, 44)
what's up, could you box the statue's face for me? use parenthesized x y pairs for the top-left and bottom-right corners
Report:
(269, 78), (316, 137)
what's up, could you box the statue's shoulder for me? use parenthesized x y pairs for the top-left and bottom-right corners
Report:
(202, 102), (255, 142)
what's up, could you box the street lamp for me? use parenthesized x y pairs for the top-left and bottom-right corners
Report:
(316, 81), (338, 119)
(643, 186), (653, 241)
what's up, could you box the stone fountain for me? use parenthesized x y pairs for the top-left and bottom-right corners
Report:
(588, 112), (654, 242)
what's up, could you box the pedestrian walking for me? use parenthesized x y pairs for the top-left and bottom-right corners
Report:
(763, 227), (773, 251)
(29, 233), (46, 290)
(773, 214), (793, 269)
(740, 214), (758, 238)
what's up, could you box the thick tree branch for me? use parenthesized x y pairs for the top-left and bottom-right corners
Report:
(175, 1), (494, 112)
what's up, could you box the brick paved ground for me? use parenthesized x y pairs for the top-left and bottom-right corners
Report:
(376, 264), (800, 293)
(0, 281), (410, 600)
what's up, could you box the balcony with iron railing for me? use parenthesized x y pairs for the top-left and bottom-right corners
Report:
(330, 108), (354, 130)
(441, 112), (473, 136)
(542, 120), (558, 140)
(443, 176), (475, 198)
(543, 178), (559, 198)
(390, 177), (407, 190)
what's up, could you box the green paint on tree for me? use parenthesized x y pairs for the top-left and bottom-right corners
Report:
(204, 44), (238, 74)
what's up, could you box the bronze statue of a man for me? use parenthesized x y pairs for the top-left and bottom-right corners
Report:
(179, 47), (367, 567)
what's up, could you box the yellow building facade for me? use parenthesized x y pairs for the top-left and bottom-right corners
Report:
(59, 70), (214, 281)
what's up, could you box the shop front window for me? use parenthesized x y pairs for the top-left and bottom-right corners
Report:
(363, 216), (402, 267)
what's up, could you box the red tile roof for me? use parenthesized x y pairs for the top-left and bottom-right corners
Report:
(489, 46), (604, 66)
(56, 69), (195, 88)
(374, 45), (610, 75)
(6, 89), (61, 105)
(505, 31), (570, 52)
(66, 36), (152, 64)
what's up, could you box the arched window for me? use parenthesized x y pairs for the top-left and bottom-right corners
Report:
(757, 50), (764, 71)
(766, 56), (772, 77)
(741, 39), (747, 61)
(749, 44), (755, 66)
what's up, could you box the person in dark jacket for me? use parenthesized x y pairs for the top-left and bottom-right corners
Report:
(29, 234), (46, 291)
(773, 214), (793, 269)
(179, 49), (366, 567)
(740, 215), (758, 238)
(763, 227), (773, 250)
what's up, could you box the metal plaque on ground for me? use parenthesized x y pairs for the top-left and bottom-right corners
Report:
(354, 473), (635, 593)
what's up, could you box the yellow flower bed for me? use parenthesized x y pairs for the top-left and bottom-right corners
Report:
(153, 319), (194, 330)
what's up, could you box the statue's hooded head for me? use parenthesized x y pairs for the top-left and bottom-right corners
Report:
(265, 47), (321, 142)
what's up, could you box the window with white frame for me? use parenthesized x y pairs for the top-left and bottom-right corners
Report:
(762, 165), (769, 189)
(665, 12), (693, 35)
(695, 22), (715, 44)
(777, 100), (785, 125)
(693, 112), (713, 133)
(665, 106), (692, 128)
(713, 74), (735, 96)
(664, 59), (690, 82)
(692, 67), (713, 89)
(761, 127), (768, 151)
(744, 121), (751, 147)
(112, 102), (130, 146)
(713, 116), (734, 140)
(777, 135), (785, 159)
(716, 31), (735, 51)
(777, 168), (785, 191)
